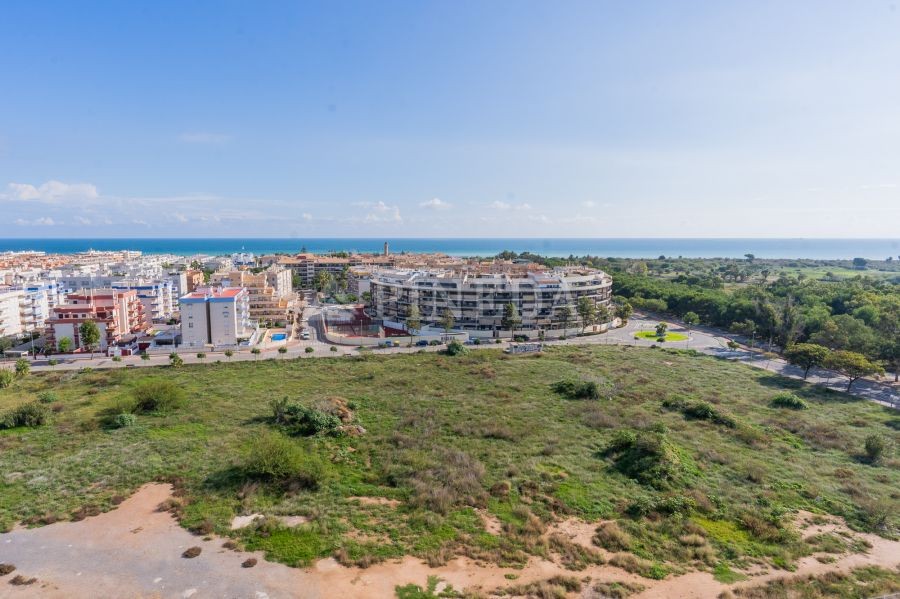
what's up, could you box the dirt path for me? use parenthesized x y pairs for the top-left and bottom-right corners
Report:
(1, 485), (898, 599)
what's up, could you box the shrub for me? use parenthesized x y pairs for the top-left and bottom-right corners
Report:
(48, 359), (59, 366)
(662, 396), (736, 428)
(251, 348), (261, 355)
(112, 413), (137, 428)
(140, 352), (151, 361)
(864, 435), (886, 464)
(305, 347), (314, 354)
(330, 346), (337, 352)
(270, 397), (341, 436)
(0, 370), (14, 389)
(408, 448), (487, 514)
(552, 379), (600, 400)
(131, 379), (185, 414)
(445, 340), (468, 356)
(0, 401), (50, 429)
(196, 352), (206, 359)
(182, 546), (202, 558)
(37, 391), (58, 404)
(112, 356), (122, 362)
(169, 353), (183, 367)
(770, 392), (808, 410)
(593, 521), (631, 551)
(277, 346), (288, 354)
(224, 350), (234, 358)
(603, 430), (685, 489)
(243, 431), (324, 488)
(14, 358), (30, 377)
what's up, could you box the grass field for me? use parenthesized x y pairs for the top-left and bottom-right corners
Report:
(634, 331), (690, 342)
(0, 346), (897, 580)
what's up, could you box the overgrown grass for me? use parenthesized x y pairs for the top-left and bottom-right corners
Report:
(0, 345), (897, 575)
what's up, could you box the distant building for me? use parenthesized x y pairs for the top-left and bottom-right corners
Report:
(184, 270), (205, 293)
(46, 288), (149, 351)
(369, 265), (613, 338)
(179, 287), (256, 348)
(0, 288), (25, 337)
(209, 267), (295, 325)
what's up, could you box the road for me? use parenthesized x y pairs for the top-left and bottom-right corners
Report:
(4, 313), (897, 409)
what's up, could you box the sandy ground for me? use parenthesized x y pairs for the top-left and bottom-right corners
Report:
(1, 485), (898, 599)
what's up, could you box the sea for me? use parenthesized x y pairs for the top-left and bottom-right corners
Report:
(0, 238), (898, 260)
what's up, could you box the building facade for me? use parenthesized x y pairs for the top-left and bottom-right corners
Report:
(179, 287), (255, 348)
(368, 266), (613, 337)
(46, 288), (149, 351)
(0, 288), (25, 337)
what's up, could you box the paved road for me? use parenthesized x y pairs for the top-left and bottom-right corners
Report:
(4, 313), (897, 409)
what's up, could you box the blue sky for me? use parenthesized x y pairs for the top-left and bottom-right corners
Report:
(1, 1), (898, 238)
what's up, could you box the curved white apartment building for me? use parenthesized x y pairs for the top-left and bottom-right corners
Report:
(368, 266), (612, 337)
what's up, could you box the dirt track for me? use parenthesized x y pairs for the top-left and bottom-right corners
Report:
(1, 484), (897, 599)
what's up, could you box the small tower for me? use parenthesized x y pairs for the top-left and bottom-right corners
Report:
(383, 241), (389, 257)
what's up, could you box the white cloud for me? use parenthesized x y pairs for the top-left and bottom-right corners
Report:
(74, 216), (92, 225)
(363, 201), (402, 223)
(6, 180), (99, 203)
(14, 216), (56, 226)
(490, 200), (531, 211)
(178, 132), (232, 144)
(581, 200), (597, 208)
(490, 200), (510, 210)
(301, 212), (313, 221)
(172, 212), (189, 223)
(420, 197), (451, 210)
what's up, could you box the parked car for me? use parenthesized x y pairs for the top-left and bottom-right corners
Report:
(415, 339), (429, 347)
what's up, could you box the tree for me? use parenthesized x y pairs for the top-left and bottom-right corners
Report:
(576, 297), (596, 334)
(0, 337), (12, 358)
(57, 336), (73, 354)
(440, 308), (454, 338)
(864, 435), (887, 464)
(682, 311), (700, 332)
(852, 257), (868, 270)
(141, 352), (151, 361)
(744, 253), (755, 263)
(406, 304), (422, 344)
(784, 343), (829, 379)
(596, 304), (611, 326)
(15, 358), (29, 377)
(278, 346), (288, 357)
(557, 305), (574, 335)
(169, 352), (184, 368)
(655, 322), (668, 338)
(0, 369), (13, 389)
(614, 302), (632, 324)
(79, 320), (101, 359)
(251, 347), (261, 359)
(224, 349), (234, 360)
(313, 270), (332, 293)
(502, 302), (522, 338)
(196, 352), (206, 362)
(823, 350), (884, 392)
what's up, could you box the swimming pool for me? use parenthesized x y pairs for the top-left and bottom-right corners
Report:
(271, 333), (287, 341)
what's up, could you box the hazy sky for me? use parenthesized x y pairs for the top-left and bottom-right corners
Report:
(1, 1), (899, 238)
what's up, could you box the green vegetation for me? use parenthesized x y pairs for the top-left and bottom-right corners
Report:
(445, 340), (468, 356)
(770, 392), (809, 410)
(0, 401), (49, 429)
(0, 345), (897, 577)
(729, 565), (900, 598)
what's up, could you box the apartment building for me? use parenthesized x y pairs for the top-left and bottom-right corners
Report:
(369, 265), (613, 338)
(209, 267), (295, 325)
(110, 280), (175, 322)
(0, 288), (25, 337)
(179, 287), (255, 348)
(22, 281), (62, 331)
(46, 288), (149, 351)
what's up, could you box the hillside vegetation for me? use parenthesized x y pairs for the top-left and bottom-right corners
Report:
(0, 347), (897, 580)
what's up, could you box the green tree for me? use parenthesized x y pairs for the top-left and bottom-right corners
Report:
(852, 257), (868, 270)
(576, 296), (596, 333)
(596, 304), (611, 326)
(225, 349), (234, 360)
(784, 343), (829, 379)
(140, 352), (151, 361)
(440, 308), (455, 338)
(824, 350), (884, 392)
(169, 352), (184, 367)
(79, 320), (101, 359)
(864, 435), (887, 464)
(14, 358), (29, 377)
(655, 322), (668, 338)
(278, 346), (288, 357)
(0, 337), (12, 358)
(57, 336), (73, 354)
(557, 305), (574, 335)
(682, 311), (700, 332)
(251, 347), (261, 359)
(0, 369), (13, 389)
(614, 302), (632, 324)
(313, 270), (332, 293)
(502, 302), (522, 338)
(406, 304), (422, 344)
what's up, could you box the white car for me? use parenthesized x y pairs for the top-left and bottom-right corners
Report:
(301, 331), (310, 340)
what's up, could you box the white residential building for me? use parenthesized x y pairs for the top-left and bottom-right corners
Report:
(179, 287), (256, 348)
(0, 288), (25, 337)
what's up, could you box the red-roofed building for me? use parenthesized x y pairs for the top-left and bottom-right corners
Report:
(46, 288), (150, 353)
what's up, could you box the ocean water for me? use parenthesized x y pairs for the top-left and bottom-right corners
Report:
(0, 238), (898, 260)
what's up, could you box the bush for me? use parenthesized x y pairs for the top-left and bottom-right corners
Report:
(14, 358), (30, 377)
(0, 370), (13, 388)
(0, 401), (50, 429)
(864, 435), (886, 464)
(48, 359), (59, 366)
(111, 356), (122, 362)
(271, 397), (341, 436)
(140, 352), (150, 361)
(37, 391), (59, 404)
(662, 396), (736, 428)
(112, 412), (137, 428)
(603, 430), (685, 489)
(169, 353), (183, 367)
(131, 380), (185, 414)
(196, 352), (206, 359)
(243, 431), (324, 488)
(445, 340), (468, 356)
(224, 350), (234, 358)
(593, 521), (632, 551)
(770, 392), (808, 410)
(277, 346), (287, 354)
(305, 347), (314, 354)
(552, 379), (601, 400)
(330, 346), (337, 352)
